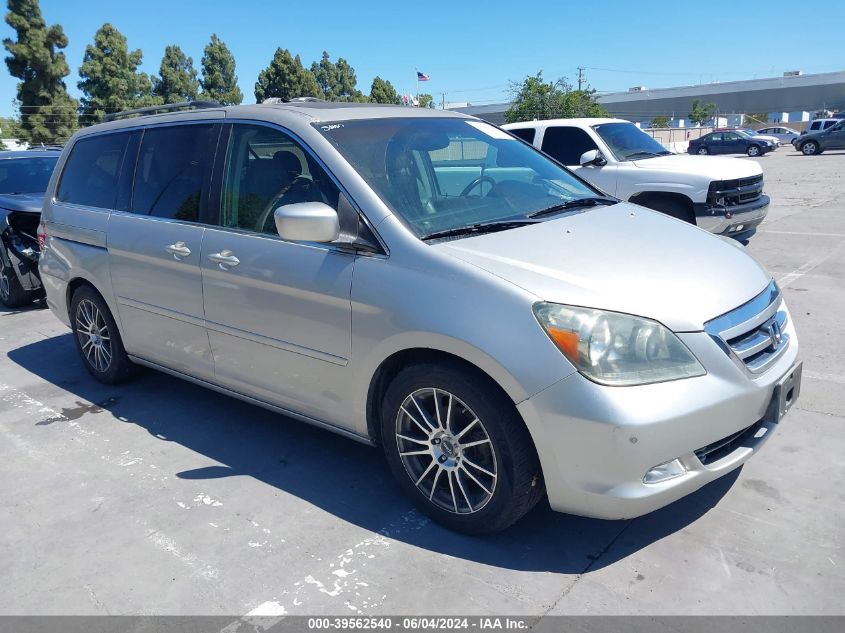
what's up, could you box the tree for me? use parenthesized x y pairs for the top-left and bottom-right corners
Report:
(504, 72), (607, 123)
(369, 76), (400, 104)
(689, 99), (715, 126)
(310, 51), (364, 102)
(153, 44), (199, 103)
(255, 48), (320, 103)
(651, 115), (670, 128)
(199, 34), (242, 105)
(419, 93), (434, 108)
(78, 23), (160, 124)
(3, 0), (78, 143)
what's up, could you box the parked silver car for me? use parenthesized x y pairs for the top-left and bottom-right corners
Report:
(39, 101), (802, 533)
(756, 126), (800, 145)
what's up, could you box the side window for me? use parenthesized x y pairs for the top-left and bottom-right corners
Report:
(509, 127), (536, 144)
(541, 127), (598, 165)
(131, 124), (217, 221)
(57, 132), (132, 209)
(220, 124), (340, 235)
(810, 122), (821, 131)
(723, 133), (739, 141)
(708, 133), (722, 142)
(824, 120), (837, 130)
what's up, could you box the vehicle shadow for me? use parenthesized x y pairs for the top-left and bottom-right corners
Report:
(7, 332), (738, 575)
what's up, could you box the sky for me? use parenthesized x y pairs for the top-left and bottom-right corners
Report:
(1, 0), (844, 117)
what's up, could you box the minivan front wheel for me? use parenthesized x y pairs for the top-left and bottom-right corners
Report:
(70, 286), (133, 384)
(381, 363), (544, 534)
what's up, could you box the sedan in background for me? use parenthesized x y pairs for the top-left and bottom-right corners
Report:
(757, 126), (800, 145)
(688, 131), (775, 157)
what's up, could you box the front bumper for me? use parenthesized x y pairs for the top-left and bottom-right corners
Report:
(694, 194), (769, 239)
(517, 303), (799, 520)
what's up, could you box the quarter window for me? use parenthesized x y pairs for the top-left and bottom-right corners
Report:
(509, 127), (536, 144)
(131, 124), (217, 221)
(219, 124), (339, 235)
(540, 127), (599, 165)
(57, 133), (132, 209)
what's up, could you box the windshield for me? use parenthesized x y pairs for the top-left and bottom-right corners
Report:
(591, 122), (671, 161)
(316, 117), (600, 238)
(0, 156), (58, 194)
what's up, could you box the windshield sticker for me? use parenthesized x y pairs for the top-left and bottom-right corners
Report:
(466, 121), (515, 140)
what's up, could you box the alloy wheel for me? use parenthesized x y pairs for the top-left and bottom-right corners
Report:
(748, 145), (760, 156)
(697, 147), (708, 155)
(802, 142), (817, 155)
(75, 299), (112, 372)
(395, 388), (497, 514)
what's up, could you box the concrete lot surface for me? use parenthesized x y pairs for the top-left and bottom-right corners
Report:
(1, 149), (844, 617)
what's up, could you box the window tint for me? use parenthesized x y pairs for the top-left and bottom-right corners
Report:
(707, 133), (722, 141)
(723, 133), (740, 141)
(823, 120), (837, 130)
(540, 126), (598, 165)
(220, 124), (339, 235)
(509, 127), (536, 143)
(57, 133), (131, 208)
(131, 124), (217, 221)
(0, 156), (57, 194)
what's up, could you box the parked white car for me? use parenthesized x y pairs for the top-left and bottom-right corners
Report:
(503, 118), (769, 241)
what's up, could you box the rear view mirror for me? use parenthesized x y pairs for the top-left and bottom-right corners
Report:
(579, 149), (606, 166)
(274, 202), (340, 243)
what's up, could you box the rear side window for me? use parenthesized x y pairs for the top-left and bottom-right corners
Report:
(57, 133), (132, 209)
(509, 127), (536, 143)
(541, 126), (598, 165)
(131, 124), (218, 221)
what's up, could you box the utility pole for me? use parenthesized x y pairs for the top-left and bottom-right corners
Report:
(441, 92), (446, 110)
(576, 66), (585, 91)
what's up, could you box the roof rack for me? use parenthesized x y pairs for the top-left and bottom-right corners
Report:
(104, 100), (221, 122)
(260, 96), (326, 105)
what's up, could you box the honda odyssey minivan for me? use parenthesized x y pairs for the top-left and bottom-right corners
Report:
(39, 101), (801, 533)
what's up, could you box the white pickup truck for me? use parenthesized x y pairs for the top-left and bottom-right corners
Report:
(503, 118), (769, 241)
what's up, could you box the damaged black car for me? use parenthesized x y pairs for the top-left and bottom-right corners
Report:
(0, 149), (60, 308)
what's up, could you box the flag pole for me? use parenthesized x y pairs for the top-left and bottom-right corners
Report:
(415, 67), (419, 107)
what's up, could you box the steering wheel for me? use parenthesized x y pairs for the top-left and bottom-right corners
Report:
(460, 175), (497, 197)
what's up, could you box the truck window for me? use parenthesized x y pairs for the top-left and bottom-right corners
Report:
(541, 127), (598, 166)
(509, 128), (536, 144)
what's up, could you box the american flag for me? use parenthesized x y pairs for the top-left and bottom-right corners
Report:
(417, 71), (430, 81)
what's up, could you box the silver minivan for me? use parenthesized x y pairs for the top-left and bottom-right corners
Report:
(39, 101), (801, 533)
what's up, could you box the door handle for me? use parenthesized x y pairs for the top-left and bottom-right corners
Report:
(208, 250), (240, 269)
(165, 241), (191, 259)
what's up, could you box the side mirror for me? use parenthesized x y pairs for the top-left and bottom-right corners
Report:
(274, 202), (340, 243)
(579, 149), (606, 166)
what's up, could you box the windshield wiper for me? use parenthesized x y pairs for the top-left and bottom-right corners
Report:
(527, 196), (617, 219)
(421, 220), (537, 241)
(624, 150), (672, 159)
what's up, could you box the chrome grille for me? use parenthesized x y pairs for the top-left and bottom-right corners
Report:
(708, 174), (764, 207)
(705, 281), (789, 374)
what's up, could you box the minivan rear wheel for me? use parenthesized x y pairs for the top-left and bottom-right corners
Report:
(70, 286), (133, 384)
(381, 362), (544, 534)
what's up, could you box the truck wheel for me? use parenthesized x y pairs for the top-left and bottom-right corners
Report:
(381, 362), (544, 534)
(70, 285), (134, 384)
(0, 249), (33, 308)
(746, 145), (761, 157)
(800, 141), (820, 156)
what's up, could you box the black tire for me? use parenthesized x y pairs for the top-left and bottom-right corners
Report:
(0, 247), (34, 308)
(381, 362), (544, 534)
(640, 197), (695, 224)
(695, 146), (709, 155)
(69, 285), (134, 384)
(800, 140), (820, 156)
(746, 144), (762, 157)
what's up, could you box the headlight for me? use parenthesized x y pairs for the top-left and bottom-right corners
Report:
(533, 303), (706, 386)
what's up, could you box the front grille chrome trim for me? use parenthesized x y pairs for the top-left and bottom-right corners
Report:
(705, 280), (789, 375)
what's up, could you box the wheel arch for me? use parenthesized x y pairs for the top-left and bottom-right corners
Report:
(628, 191), (696, 223)
(365, 347), (527, 445)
